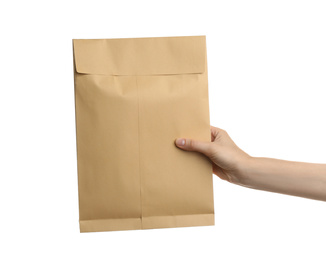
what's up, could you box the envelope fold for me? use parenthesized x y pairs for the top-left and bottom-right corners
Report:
(73, 36), (206, 76)
(79, 213), (214, 233)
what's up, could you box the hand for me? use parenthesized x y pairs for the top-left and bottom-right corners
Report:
(175, 126), (326, 201)
(175, 126), (251, 185)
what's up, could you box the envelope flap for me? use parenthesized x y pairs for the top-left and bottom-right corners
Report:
(73, 36), (206, 75)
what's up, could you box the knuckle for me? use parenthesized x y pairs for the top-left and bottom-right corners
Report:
(187, 139), (195, 150)
(219, 129), (228, 137)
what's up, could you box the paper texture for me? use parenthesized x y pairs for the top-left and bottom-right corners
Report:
(73, 36), (214, 232)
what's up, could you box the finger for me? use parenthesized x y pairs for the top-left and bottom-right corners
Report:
(210, 126), (225, 133)
(213, 164), (229, 181)
(210, 126), (226, 141)
(175, 138), (213, 156)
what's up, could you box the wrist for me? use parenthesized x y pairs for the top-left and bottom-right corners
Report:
(234, 155), (257, 187)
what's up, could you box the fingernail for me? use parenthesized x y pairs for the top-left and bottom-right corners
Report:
(176, 138), (185, 146)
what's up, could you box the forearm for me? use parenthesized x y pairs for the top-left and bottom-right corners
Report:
(240, 157), (326, 201)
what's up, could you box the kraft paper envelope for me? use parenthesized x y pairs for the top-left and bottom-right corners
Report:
(73, 36), (214, 232)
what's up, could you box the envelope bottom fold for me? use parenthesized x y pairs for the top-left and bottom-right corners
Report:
(79, 213), (214, 232)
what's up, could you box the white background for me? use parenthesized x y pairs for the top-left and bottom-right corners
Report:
(0, 0), (325, 259)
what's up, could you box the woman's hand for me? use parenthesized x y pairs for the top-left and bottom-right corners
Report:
(175, 126), (251, 185)
(175, 126), (326, 201)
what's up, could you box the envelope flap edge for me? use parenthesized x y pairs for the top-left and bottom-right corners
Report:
(73, 36), (206, 76)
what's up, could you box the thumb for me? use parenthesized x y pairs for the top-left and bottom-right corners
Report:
(175, 138), (213, 157)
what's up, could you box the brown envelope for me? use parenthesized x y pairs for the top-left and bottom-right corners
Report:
(73, 36), (214, 232)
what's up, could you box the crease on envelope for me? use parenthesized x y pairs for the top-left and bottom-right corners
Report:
(73, 36), (214, 232)
(135, 75), (143, 227)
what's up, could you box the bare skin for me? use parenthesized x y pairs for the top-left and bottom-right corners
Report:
(175, 126), (326, 202)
